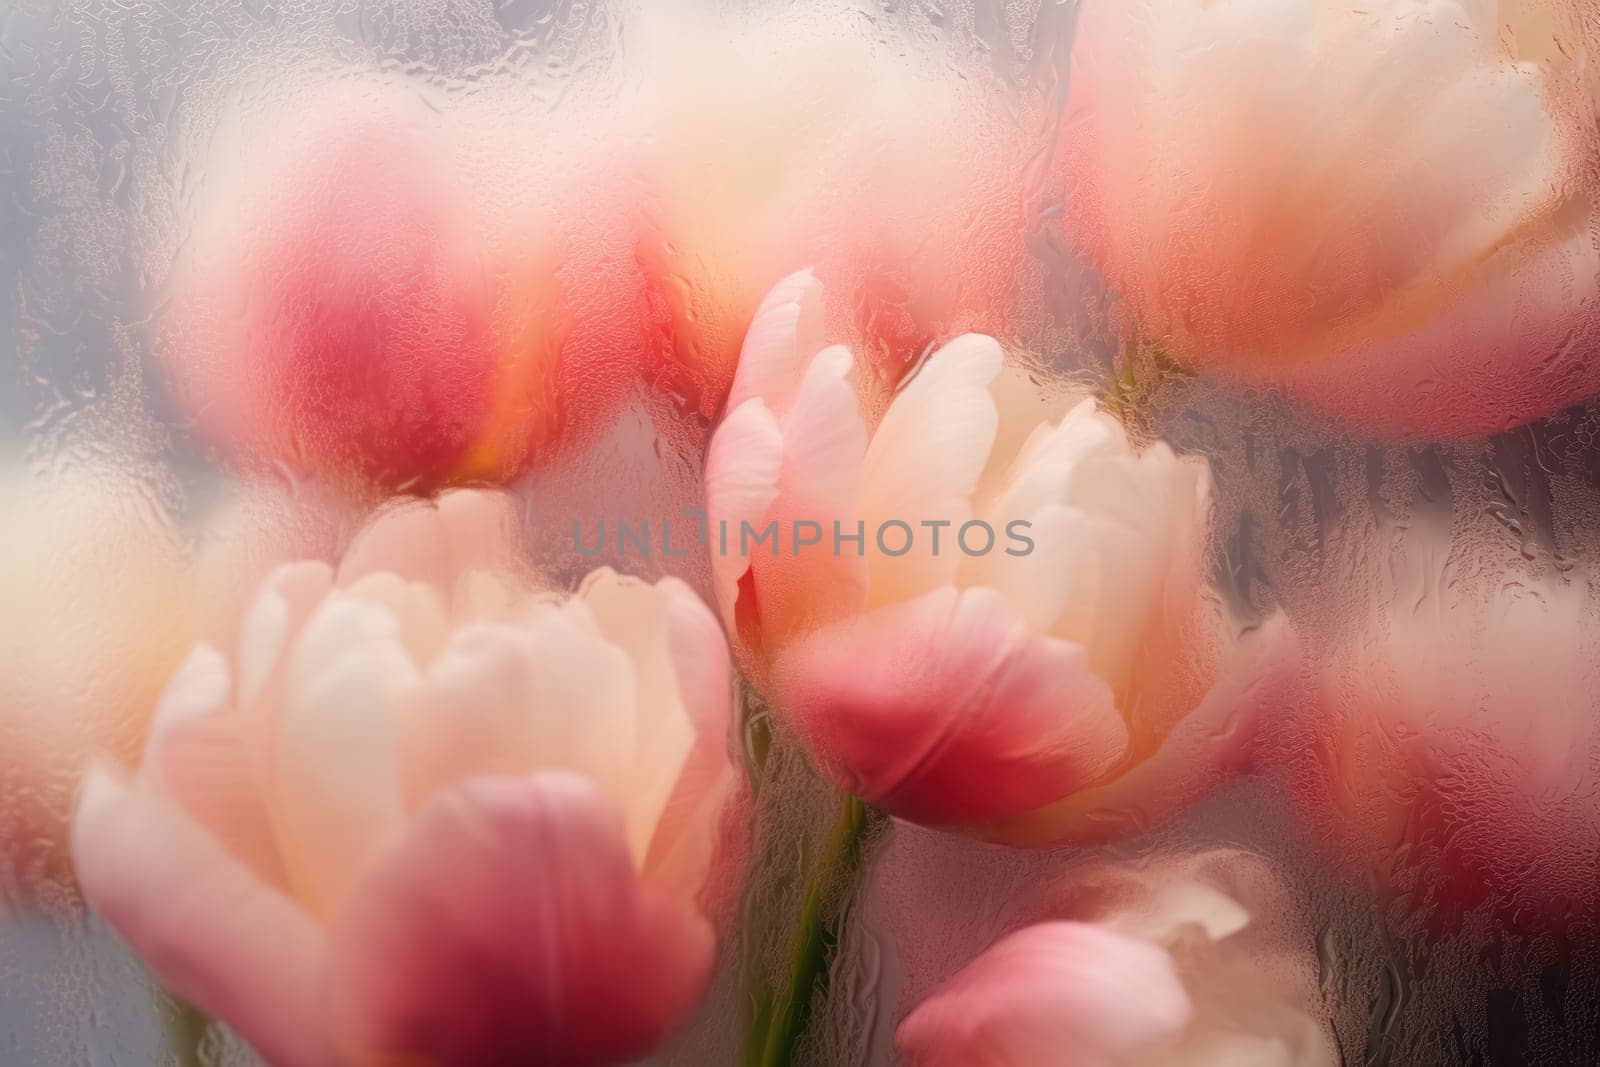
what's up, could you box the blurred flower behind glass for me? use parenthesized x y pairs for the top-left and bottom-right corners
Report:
(896, 849), (1336, 1066)
(0, 460), (192, 912)
(156, 78), (665, 494)
(1062, 0), (1600, 439)
(1287, 529), (1600, 926)
(624, 1), (1047, 405)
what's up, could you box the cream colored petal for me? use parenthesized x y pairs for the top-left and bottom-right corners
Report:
(725, 268), (825, 417)
(653, 580), (738, 897)
(432, 488), (525, 579)
(237, 561), (336, 715)
(1109, 879), (1252, 948)
(704, 397), (783, 627)
(336, 499), (448, 588)
(1053, 447), (1213, 692)
(273, 594), (415, 917)
(1002, 398), (1125, 495)
(451, 569), (526, 628)
(398, 624), (560, 805)
(140, 645), (289, 889)
(341, 572), (452, 669)
(574, 569), (704, 863)
(777, 343), (867, 514)
(751, 341), (871, 646)
(337, 489), (523, 594)
(962, 504), (1094, 635)
(141, 643), (234, 775)
(860, 334), (1003, 608)
(532, 602), (641, 790)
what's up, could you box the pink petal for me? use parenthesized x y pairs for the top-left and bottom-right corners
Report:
(328, 772), (714, 1066)
(896, 920), (1192, 1067)
(773, 586), (1128, 825)
(71, 766), (336, 1067)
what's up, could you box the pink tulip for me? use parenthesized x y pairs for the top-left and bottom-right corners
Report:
(0, 462), (192, 908)
(71, 490), (737, 1065)
(1289, 541), (1600, 921)
(1062, 0), (1600, 439)
(705, 271), (1299, 841)
(158, 80), (665, 491)
(896, 850), (1334, 1066)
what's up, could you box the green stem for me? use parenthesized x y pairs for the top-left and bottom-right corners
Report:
(746, 790), (870, 1067)
(162, 995), (211, 1067)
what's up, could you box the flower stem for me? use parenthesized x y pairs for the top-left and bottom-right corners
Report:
(746, 788), (870, 1067)
(161, 995), (212, 1067)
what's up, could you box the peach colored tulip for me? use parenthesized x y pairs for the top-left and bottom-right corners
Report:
(0, 462), (192, 909)
(72, 490), (737, 1065)
(1289, 546), (1600, 921)
(625, 4), (1044, 407)
(896, 850), (1334, 1066)
(705, 271), (1298, 841)
(158, 79), (662, 491)
(1062, 0), (1600, 439)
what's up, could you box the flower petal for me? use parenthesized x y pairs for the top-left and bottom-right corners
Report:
(273, 594), (414, 916)
(71, 766), (335, 1067)
(704, 397), (784, 628)
(1063, 0), (1599, 439)
(725, 267), (825, 417)
(327, 772), (714, 1066)
(644, 578), (739, 896)
(752, 341), (870, 647)
(896, 920), (1192, 1067)
(141, 645), (288, 889)
(860, 334), (1002, 607)
(340, 571), (453, 668)
(578, 570), (723, 865)
(237, 560), (336, 716)
(774, 586), (1128, 824)
(1280, 220), (1600, 439)
(984, 613), (1299, 846)
(336, 489), (523, 594)
(398, 608), (638, 831)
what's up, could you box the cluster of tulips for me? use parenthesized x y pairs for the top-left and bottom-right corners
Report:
(6, 0), (1600, 1063)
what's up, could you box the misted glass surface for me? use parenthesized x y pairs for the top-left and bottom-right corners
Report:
(3, 0), (1600, 1064)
